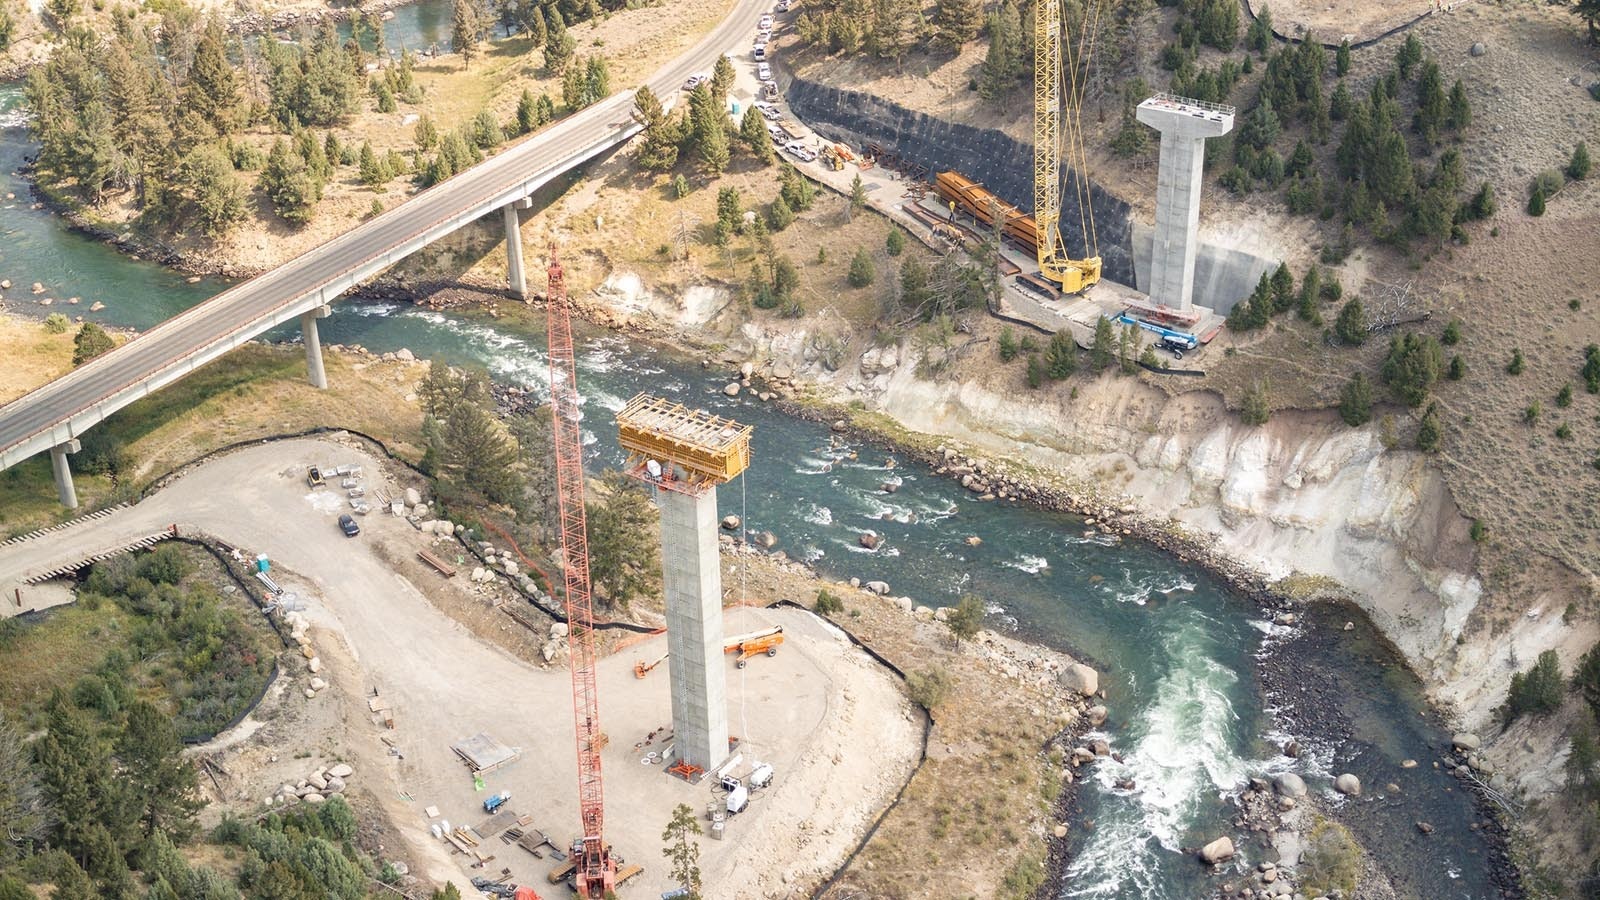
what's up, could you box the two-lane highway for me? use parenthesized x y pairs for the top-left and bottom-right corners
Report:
(0, 0), (771, 475)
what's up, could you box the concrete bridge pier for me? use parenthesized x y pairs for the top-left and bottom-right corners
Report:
(300, 305), (332, 389)
(504, 202), (528, 301)
(50, 439), (80, 509)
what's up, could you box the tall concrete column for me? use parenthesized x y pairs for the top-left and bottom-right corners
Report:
(659, 484), (729, 774)
(300, 305), (331, 389)
(503, 204), (527, 301)
(1136, 95), (1234, 313)
(49, 439), (80, 509)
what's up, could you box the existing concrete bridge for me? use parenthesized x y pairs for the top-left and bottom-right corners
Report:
(0, 0), (768, 507)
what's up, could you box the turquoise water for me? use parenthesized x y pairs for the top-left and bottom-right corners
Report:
(0, 73), (1504, 898)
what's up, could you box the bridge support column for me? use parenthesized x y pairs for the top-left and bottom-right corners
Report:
(503, 204), (527, 301)
(50, 439), (81, 510)
(300, 305), (332, 389)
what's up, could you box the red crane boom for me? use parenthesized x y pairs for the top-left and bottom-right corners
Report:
(545, 246), (616, 898)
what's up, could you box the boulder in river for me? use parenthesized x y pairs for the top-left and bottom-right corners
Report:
(858, 532), (881, 550)
(1198, 836), (1235, 865)
(723, 382), (741, 397)
(722, 515), (741, 530)
(1059, 663), (1099, 697)
(1452, 733), (1481, 752)
(1334, 773), (1361, 796)
(1273, 773), (1307, 798)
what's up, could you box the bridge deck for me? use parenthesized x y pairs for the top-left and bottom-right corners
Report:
(0, 0), (769, 472)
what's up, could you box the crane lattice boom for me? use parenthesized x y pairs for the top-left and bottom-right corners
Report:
(545, 246), (616, 899)
(1033, 0), (1103, 293)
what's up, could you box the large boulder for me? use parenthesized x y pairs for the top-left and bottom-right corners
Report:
(1198, 836), (1235, 865)
(864, 580), (890, 595)
(1452, 733), (1481, 752)
(1334, 773), (1362, 796)
(859, 346), (899, 376)
(404, 487), (422, 506)
(859, 532), (881, 550)
(1273, 773), (1307, 798)
(328, 763), (354, 779)
(1059, 663), (1099, 697)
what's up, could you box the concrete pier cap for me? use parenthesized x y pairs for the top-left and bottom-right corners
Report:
(1135, 93), (1235, 314)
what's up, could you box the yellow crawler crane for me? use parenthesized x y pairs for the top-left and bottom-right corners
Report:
(1033, 0), (1103, 293)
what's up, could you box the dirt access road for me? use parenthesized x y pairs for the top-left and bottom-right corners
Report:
(0, 435), (919, 897)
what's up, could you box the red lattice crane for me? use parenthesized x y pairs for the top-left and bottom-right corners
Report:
(544, 245), (616, 898)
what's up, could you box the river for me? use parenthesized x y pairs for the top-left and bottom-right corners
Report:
(0, 42), (1504, 898)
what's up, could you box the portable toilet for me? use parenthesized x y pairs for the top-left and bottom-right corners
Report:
(256, 554), (270, 573)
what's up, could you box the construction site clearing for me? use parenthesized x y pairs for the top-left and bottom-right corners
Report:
(24, 437), (921, 899)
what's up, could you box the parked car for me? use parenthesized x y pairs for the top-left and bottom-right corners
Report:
(681, 73), (708, 91)
(338, 514), (360, 537)
(752, 42), (767, 60)
(776, 0), (791, 10)
(306, 465), (325, 488)
(759, 14), (774, 29)
(756, 27), (771, 41)
(757, 62), (772, 80)
(760, 105), (781, 119)
(767, 123), (784, 139)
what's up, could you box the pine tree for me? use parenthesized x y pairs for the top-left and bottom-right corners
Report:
(0, 714), (50, 866)
(452, 0), (483, 65)
(543, 8), (575, 72)
(932, 0), (981, 49)
(1527, 184), (1546, 216)
(1414, 402), (1441, 450)
(738, 106), (774, 162)
(711, 54), (736, 108)
(1335, 37), (1350, 76)
(688, 84), (728, 175)
(117, 702), (200, 839)
(177, 146), (245, 238)
(1240, 380), (1271, 425)
(188, 20), (236, 132)
(663, 804), (703, 897)
(1413, 60), (1445, 141)
(471, 109), (503, 148)
(1335, 297), (1366, 345)
(515, 89), (540, 135)
(1381, 332), (1443, 407)
(261, 139), (321, 225)
(1396, 32), (1423, 79)
(768, 194), (793, 229)
(631, 86), (679, 169)
(849, 173), (867, 213)
(71, 323), (115, 365)
(997, 326), (1019, 362)
(1245, 4), (1271, 53)
(359, 141), (387, 186)
(1339, 373), (1373, 426)
(847, 248), (875, 287)
(978, 0), (1021, 100)
(1370, 127), (1415, 202)
(1569, 141), (1591, 180)
(586, 55), (610, 104)
(1296, 264), (1321, 321)
(562, 64), (587, 111)
(1090, 317), (1115, 370)
(1575, 0), (1600, 44)
(1445, 79), (1471, 130)
(526, 0), (547, 44)
(1044, 330), (1078, 378)
(886, 226), (905, 256)
(415, 115), (439, 150)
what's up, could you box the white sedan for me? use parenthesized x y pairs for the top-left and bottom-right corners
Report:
(757, 62), (772, 80)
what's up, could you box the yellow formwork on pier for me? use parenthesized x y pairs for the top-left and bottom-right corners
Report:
(615, 393), (752, 492)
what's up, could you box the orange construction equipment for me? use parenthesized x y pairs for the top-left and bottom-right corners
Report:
(634, 626), (785, 677)
(633, 651), (669, 679)
(513, 887), (542, 900)
(544, 246), (616, 899)
(725, 626), (784, 668)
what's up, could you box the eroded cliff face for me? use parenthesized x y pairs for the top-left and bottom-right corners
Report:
(723, 318), (1557, 729)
